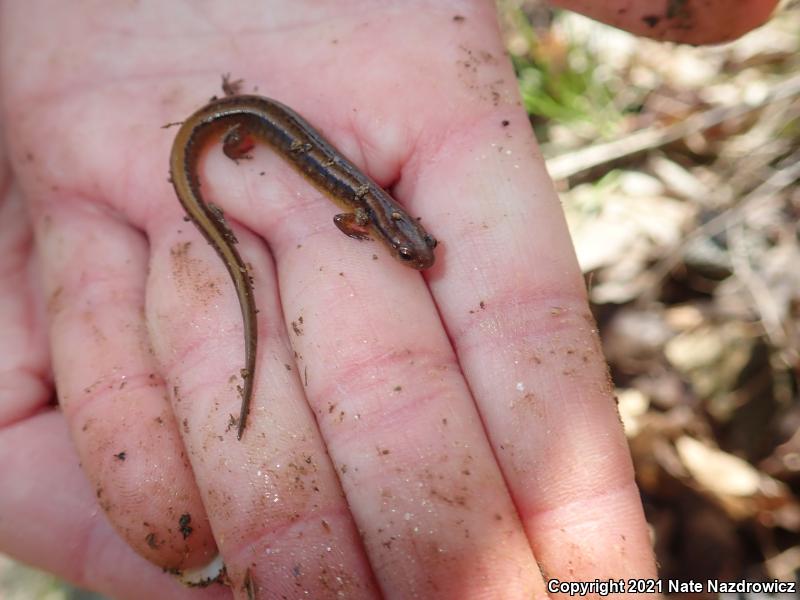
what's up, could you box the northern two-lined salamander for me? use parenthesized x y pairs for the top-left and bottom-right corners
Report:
(169, 94), (437, 439)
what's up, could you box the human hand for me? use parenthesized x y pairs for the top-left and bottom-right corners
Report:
(0, 156), (224, 599)
(0, 1), (775, 598)
(551, 0), (778, 45)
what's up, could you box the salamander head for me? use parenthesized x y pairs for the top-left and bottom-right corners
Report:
(393, 231), (437, 270)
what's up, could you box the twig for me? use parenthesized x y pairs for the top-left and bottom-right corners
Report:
(639, 149), (800, 304)
(545, 72), (800, 180)
(763, 545), (800, 581)
(728, 224), (789, 354)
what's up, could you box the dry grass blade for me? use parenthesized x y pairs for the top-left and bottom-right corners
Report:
(545, 72), (800, 180)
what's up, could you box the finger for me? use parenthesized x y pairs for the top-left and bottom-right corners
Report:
(0, 410), (230, 600)
(398, 18), (658, 586)
(278, 240), (546, 598)
(31, 198), (216, 571)
(551, 0), (778, 44)
(146, 203), (379, 597)
(0, 178), (50, 427)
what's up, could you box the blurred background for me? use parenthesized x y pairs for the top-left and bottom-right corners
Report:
(3, 0), (799, 597)
(499, 0), (800, 592)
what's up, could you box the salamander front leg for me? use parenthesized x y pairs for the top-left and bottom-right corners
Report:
(334, 209), (372, 241)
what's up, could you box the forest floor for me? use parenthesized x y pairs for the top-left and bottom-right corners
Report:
(501, 0), (800, 592)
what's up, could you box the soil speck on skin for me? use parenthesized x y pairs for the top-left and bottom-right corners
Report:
(667, 0), (690, 19)
(170, 241), (191, 260)
(292, 320), (303, 336)
(244, 569), (256, 600)
(179, 514), (193, 539)
(642, 14), (661, 27)
(47, 285), (64, 315)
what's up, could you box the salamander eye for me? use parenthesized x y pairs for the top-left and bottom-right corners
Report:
(397, 247), (415, 261)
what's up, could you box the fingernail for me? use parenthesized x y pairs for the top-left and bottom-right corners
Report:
(175, 553), (226, 587)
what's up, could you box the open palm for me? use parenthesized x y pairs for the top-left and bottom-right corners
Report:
(5, 0), (777, 598)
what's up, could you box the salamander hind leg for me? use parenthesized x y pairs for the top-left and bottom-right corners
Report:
(222, 123), (255, 161)
(334, 209), (372, 241)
